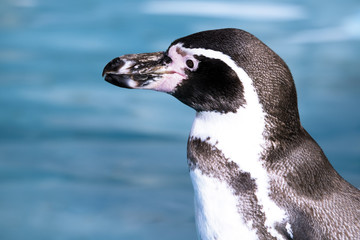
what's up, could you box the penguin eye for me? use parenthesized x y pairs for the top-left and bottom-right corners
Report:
(186, 59), (194, 69)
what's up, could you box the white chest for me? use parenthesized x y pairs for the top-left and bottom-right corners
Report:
(190, 168), (259, 240)
(188, 110), (289, 240)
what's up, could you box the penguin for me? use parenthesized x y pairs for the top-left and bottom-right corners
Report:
(102, 28), (360, 240)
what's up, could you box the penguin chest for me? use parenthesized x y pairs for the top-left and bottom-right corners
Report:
(187, 139), (291, 240)
(187, 111), (291, 240)
(190, 168), (259, 240)
(187, 138), (261, 240)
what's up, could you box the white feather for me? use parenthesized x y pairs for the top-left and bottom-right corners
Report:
(286, 222), (293, 238)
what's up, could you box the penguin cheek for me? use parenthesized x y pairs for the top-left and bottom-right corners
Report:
(149, 73), (186, 93)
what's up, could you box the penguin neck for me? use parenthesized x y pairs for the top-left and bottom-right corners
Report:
(189, 106), (268, 167)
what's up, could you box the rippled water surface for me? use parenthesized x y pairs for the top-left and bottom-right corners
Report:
(1, 0), (359, 239)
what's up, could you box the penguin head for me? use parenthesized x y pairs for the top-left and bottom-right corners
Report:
(103, 28), (300, 130)
(103, 30), (244, 113)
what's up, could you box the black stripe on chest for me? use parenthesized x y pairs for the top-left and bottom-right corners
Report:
(188, 137), (256, 194)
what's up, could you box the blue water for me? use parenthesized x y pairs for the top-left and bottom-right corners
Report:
(0, 0), (359, 239)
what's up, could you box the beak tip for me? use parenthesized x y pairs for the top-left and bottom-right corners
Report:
(101, 69), (107, 77)
(102, 57), (125, 77)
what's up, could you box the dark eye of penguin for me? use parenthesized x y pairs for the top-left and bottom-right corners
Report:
(186, 59), (194, 69)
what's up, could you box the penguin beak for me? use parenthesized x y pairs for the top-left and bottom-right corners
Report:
(102, 51), (184, 92)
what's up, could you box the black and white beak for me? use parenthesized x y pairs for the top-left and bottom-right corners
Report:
(102, 50), (187, 93)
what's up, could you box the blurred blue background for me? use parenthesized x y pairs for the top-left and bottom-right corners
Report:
(0, 0), (359, 239)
